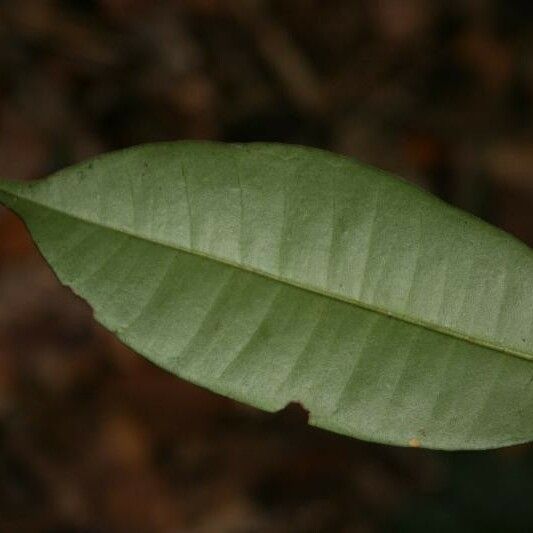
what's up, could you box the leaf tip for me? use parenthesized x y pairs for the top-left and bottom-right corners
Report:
(0, 179), (24, 208)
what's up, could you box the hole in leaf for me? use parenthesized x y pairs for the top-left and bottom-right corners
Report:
(278, 401), (310, 425)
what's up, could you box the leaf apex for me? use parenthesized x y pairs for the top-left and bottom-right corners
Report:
(0, 179), (23, 207)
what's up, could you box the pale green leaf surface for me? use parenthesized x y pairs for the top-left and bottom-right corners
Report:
(0, 141), (532, 449)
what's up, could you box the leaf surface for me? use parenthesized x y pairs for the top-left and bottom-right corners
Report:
(1, 141), (532, 449)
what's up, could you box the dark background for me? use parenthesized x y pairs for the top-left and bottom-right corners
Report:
(0, 1), (532, 531)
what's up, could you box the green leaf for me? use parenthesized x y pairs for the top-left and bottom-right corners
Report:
(1, 141), (532, 450)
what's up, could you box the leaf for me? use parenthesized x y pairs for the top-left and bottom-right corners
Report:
(0, 141), (532, 450)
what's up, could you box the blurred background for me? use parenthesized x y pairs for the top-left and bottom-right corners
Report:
(0, 1), (532, 531)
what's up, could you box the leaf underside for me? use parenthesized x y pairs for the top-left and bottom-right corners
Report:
(0, 141), (532, 450)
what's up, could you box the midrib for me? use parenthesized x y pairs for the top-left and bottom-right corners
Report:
(1, 186), (532, 363)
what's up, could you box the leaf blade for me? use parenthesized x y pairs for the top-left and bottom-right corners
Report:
(1, 141), (532, 449)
